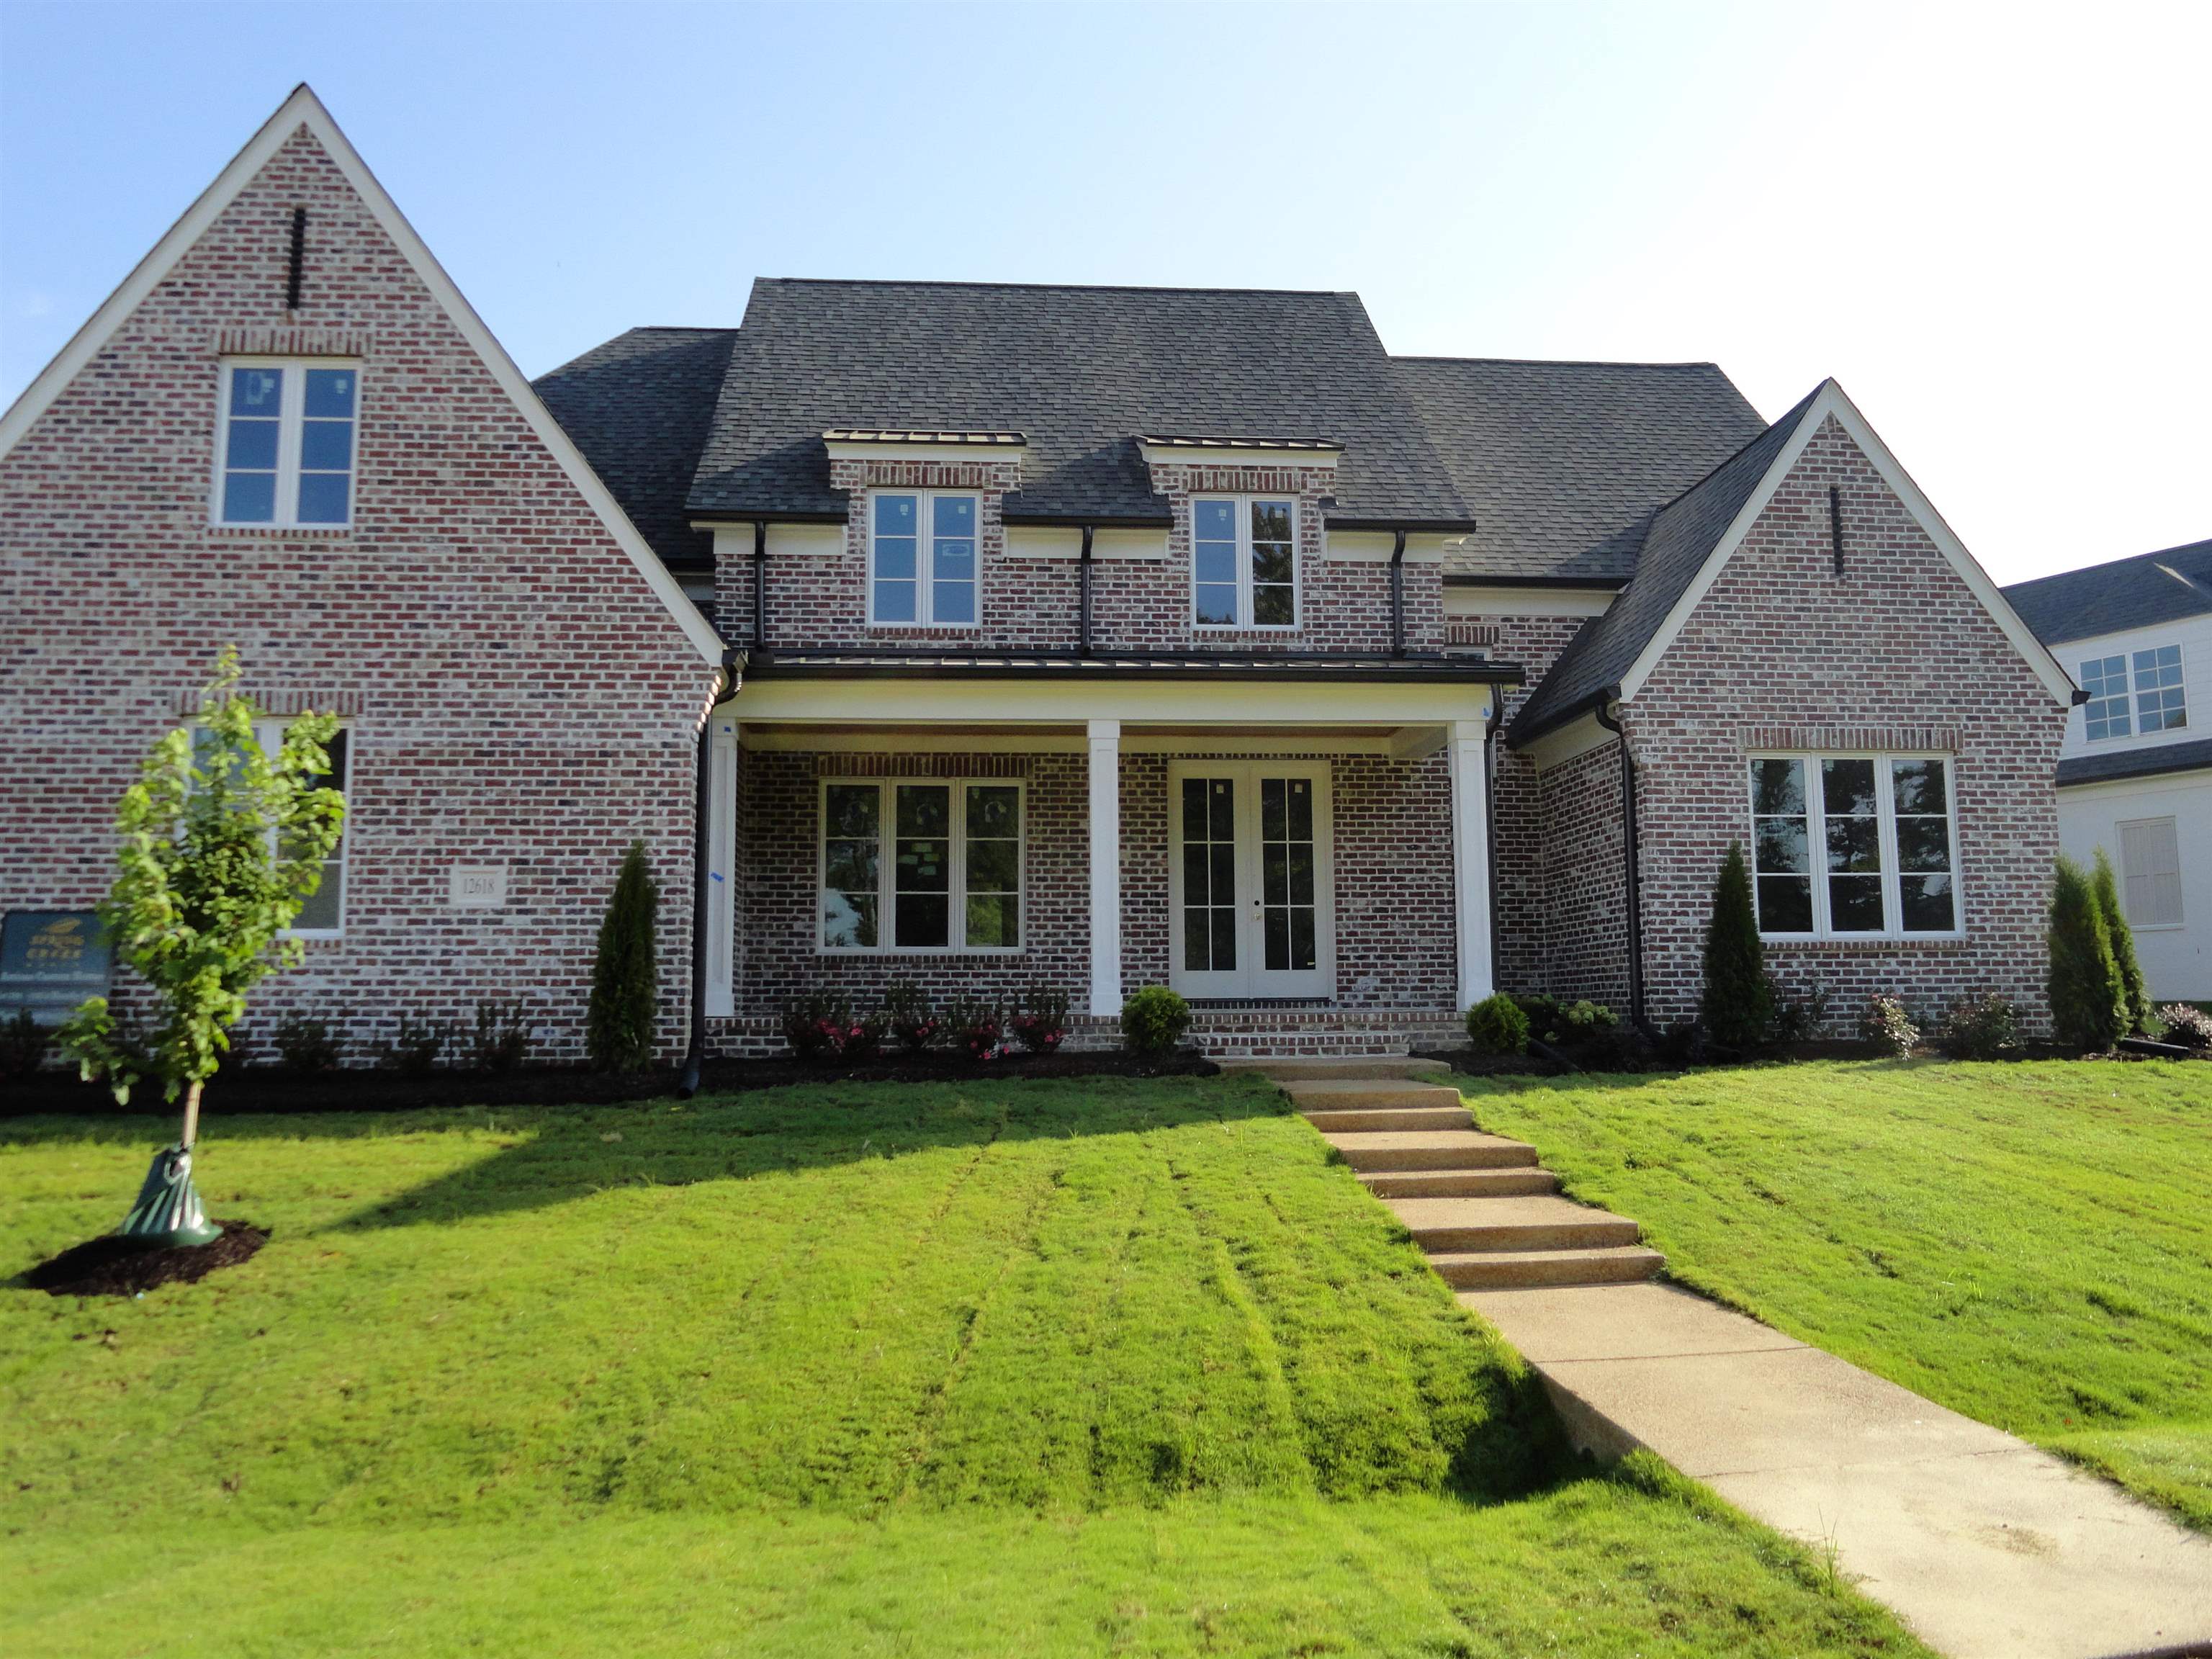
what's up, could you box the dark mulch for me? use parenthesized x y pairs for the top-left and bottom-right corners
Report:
(1413, 1047), (1560, 1078)
(4, 1048), (1218, 1119)
(22, 1221), (268, 1298)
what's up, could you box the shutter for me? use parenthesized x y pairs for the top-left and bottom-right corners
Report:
(2119, 817), (2184, 927)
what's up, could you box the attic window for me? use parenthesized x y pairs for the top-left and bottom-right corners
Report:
(214, 359), (358, 528)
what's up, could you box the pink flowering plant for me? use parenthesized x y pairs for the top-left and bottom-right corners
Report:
(1009, 984), (1070, 1053)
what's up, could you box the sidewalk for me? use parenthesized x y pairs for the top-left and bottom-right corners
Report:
(1465, 1281), (2212, 1659)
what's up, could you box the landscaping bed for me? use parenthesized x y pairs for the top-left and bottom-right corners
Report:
(2, 1046), (1216, 1118)
(23, 1220), (267, 1297)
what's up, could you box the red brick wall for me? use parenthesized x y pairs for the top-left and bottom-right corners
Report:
(716, 455), (1446, 656)
(1536, 737), (1631, 1005)
(1623, 416), (2066, 1030)
(0, 126), (719, 1064)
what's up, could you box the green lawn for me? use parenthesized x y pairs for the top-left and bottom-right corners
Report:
(0, 1076), (1928, 1657)
(1463, 1060), (2212, 1530)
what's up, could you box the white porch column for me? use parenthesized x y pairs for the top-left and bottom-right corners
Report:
(1087, 718), (1123, 1017)
(705, 716), (739, 1018)
(1447, 714), (1494, 1010)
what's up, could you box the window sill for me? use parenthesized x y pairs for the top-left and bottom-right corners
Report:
(208, 523), (355, 537)
(1193, 625), (1303, 636)
(816, 946), (1025, 957)
(1761, 935), (1966, 951)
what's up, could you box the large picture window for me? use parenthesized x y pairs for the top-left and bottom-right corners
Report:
(1746, 755), (1958, 938)
(819, 778), (1022, 952)
(870, 491), (979, 626)
(1192, 496), (1297, 629)
(215, 359), (359, 527)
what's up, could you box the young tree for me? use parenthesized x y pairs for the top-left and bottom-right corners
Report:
(1701, 840), (1772, 1050)
(2090, 848), (2154, 1036)
(586, 840), (660, 1071)
(58, 648), (345, 1246)
(2046, 855), (2126, 1053)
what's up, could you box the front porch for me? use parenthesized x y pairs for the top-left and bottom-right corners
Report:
(699, 651), (1516, 1056)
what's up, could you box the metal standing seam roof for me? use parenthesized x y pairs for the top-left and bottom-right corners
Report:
(2000, 538), (2212, 647)
(1507, 385), (1827, 745)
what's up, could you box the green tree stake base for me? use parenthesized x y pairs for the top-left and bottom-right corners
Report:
(119, 1145), (222, 1249)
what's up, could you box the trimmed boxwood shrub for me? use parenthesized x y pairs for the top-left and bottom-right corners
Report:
(1465, 994), (1529, 1056)
(1120, 986), (1191, 1055)
(1702, 840), (1771, 1051)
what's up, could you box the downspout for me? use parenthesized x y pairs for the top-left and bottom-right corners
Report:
(1388, 529), (1407, 658)
(750, 521), (768, 652)
(1077, 524), (1095, 655)
(678, 659), (734, 1099)
(1591, 695), (1653, 1038)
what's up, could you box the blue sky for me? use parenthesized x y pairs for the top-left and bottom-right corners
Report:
(3, 1), (2206, 583)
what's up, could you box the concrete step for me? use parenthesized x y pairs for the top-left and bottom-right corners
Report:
(1388, 1193), (1641, 1253)
(1437, 1246), (1666, 1290)
(1300, 1105), (1473, 1133)
(1281, 1079), (1465, 1111)
(1226, 1056), (1451, 1082)
(1359, 1166), (1559, 1198)
(1325, 1130), (1539, 1172)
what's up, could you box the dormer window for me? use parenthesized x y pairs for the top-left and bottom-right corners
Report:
(870, 490), (979, 626)
(1192, 496), (1297, 629)
(215, 359), (358, 527)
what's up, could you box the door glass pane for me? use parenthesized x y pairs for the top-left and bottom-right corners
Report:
(822, 783), (880, 948)
(1258, 775), (1317, 972)
(894, 783), (951, 948)
(963, 784), (1020, 948)
(1180, 777), (1236, 972)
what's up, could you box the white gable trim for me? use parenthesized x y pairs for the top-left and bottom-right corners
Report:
(0, 84), (724, 666)
(1615, 379), (2077, 710)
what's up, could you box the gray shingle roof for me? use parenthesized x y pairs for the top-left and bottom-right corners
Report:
(534, 326), (737, 569)
(2056, 734), (2212, 787)
(1509, 385), (1826, 745)
(1395, 356), (1768, 583)
(684, 279), (1473, 526)
(2001, 538), (2212, 647)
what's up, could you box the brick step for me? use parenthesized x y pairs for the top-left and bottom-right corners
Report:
(1359, 1166), (1559, 1198)
(1324, 1130), (1540, 1172)
(1230, 1057), (1452, 1082)
(1436, 1246), (1667, 1290)
(1281, 1079), (1465, 1111)
(1387, 1194), (1641, 1253)
(1300, 1105), (1473, 1134)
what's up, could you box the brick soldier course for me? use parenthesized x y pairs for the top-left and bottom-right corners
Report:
(4, 87), (2080, 1063)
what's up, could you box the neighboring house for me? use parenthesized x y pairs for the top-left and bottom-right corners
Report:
(2004, 540), (2211, 1000)
(0, 89), (2081, 1062)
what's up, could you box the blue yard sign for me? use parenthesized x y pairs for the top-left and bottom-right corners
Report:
(1, 910), (114, 1023)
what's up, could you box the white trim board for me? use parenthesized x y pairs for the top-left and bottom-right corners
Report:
(1444, 585), (1618, 618)
(1615, 379), (2077, 709)
(0, 84), (724, 667)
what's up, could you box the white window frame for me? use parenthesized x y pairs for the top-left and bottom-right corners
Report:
(2117, 816), (2185, 930)
(1190, 495), (1300, 631)
(191, 716), (350, 939)
(1744, 752), (1964, 941)
(2080, 652), (2133, 742)
(2131, 642), (2188, 735)
(210, 356), (362, 529)
(866, 489), (981, 629)
(815, 776), (1025, 954)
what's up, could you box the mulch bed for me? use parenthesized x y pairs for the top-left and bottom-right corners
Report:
(4, 1048), (1218, 1119)
(22, 1221), (268, 1298)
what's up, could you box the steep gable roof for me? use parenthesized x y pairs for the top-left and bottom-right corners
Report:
(1511, 380), (2077, 745)
(0, 85), (724, 665)
(1393, 356), (1768, 583)
(683, 279), (1473, 527)
(535, 326), (738, 571)
(2001, 537), (2212, 647)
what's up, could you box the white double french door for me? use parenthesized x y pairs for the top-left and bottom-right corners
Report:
(1166, 760), (1334, 999)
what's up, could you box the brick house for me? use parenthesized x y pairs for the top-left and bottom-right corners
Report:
(0, 89), (2082, 1064)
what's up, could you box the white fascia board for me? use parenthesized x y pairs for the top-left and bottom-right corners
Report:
(0, 84), (725, 667)
(1322, 531), (1447, 564)
(701, 521), (845, 559)
(1002, 525), (1166, 561)
(823, 439), (1026, 469)
(1615, 380), (2078, 711)
(1137, 441), (1341, 472)
(729, 675), (1496, 729)
(1444, 585), (1618, 617)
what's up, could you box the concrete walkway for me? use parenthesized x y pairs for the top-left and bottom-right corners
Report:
(1465, 1281), (2212, 1659)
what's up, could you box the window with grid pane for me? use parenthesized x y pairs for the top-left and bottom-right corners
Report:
(216, 359), (357, 528)
(2133, 644), (2187, 733)
(1190, 495), (1297, 629)
(818, 779), (1022, 952)
(1745, 755), (1958, 938)
(2081, 655), (2131, 740)
(870, 491), (979, 626)
(1748, 758), (1814, 933)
